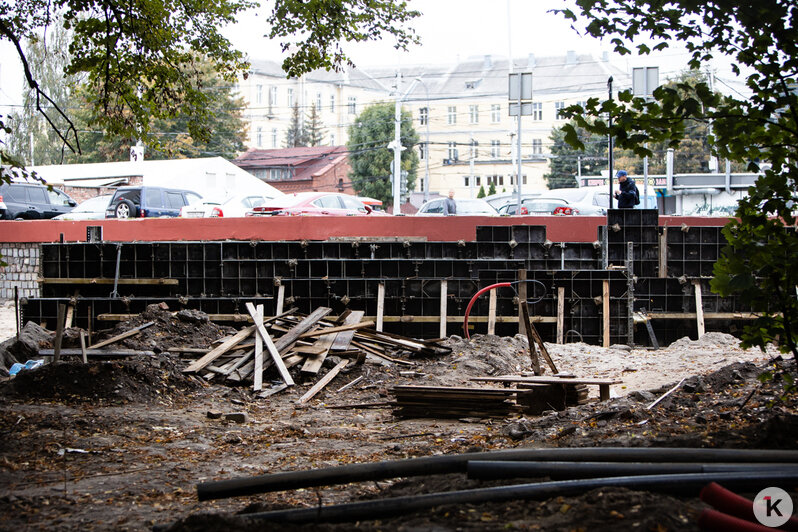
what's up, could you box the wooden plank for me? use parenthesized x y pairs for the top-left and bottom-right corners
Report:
(64, 298), (76, 329)
(488, 289), (497, 335)
(525, 318), (559, 375)
(95, 313), (553, 324)
(183, 325), (255, 373)
(351, 340), (415, 366)
(331, 311), (365, 351)
(376, 283), (385, 332)
(41, 277), (178, 285)
(647, 312), (760, 320)
(520, 300), (541, 375)
(257, 383), (288, 399)
(557, 286), (565, 344)
(602, 279), (610, 348)
(298, 321), (374, 339)
(273, 307), (332, 353)
(336, 376), (363, 392)
(245, 302), (295, 387)
(694, 280), (705, 338)
(40, 348), (156, 357)
(92, 321), (155, 349)
(275, 284), (285, 316)
(253, 304), (264, 392)
(300, 332), (337, 375)
(54, 303), (66, 362)
(472, 376), (623, 385)
(79, 330), (88, 364)
(659, 227), (668, 278)
(439, 279), (448, 338)
(297, 360), (348, 404)
(518, 269), (527, 336)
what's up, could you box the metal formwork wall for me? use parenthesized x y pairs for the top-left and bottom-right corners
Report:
(25, 210), (750, 345)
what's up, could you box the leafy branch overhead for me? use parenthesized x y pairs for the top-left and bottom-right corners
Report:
(267, 0), (421, 77)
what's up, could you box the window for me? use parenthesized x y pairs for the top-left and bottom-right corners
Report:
(166, 192), (186, 209)
(48, 189), (71, 206)
(330, 133), (336, 145)
(145, 188), (162, 208)
(463, 176), (470, 187)
(330, 94), (335, 112)
(287, 88), (294, 107)
(419, 107), (428, 126)
(316, 92), (322, 111)
(423, 200), (444, 214)
(490, 140), (501, 158)
(555, 101), (566, 119)
(348, 96), (357, 114)
(469, 140), (478, 159)
(491, 104), (501, 123)
(341, 195), (367, 212)
(475, 176), (481, 187)
(271, 128), (278, 148)
(419, 143), (427, 160)
(314, 195), (343, 209)
(256, 127), (263, 148)
(469, 104), (479, 124)
(532, 139), (542, 155)
(256, 85), (263, 105)
(498, 175), (504, 186)
(447, 142), (459, 161)
(269, 86), (277, 110)
(523, 175), (528, 185)
(447, 106), (456, 125)
(532, 102), (543, 120)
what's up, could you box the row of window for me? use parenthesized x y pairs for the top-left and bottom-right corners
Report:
(254, 126), (338, 149)
(425, 140), (544, 161)
(420, 100), (588, 125)
(463, 175), (528, 187)
(254, 85), (358, 115)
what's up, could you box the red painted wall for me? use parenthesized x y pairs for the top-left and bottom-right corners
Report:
(0, 215), (732, 244)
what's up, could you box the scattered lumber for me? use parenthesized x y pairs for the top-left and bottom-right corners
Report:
(389, 385), (522, 418)
(91, 321), (155, 349)
(39, 348), (156, 357)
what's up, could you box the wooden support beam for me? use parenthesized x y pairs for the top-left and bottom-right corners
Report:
(647, 312), (760, 320)
(487, 289), (497, 336)
(298, 321), (374, 339)
(602, 279), (610, 348)
(79, 331), (88, 364)
(41, 277), (178, 285)
(183, 325), (255, 373)
(91, 321), (155, 349)
(297, 360), (348, 404)
(245, 302), (295, 387)
(520, 300), (541, 376)
(440, 280), (448, 338)
(557, 286), (565, 344)
(526, 319), (559, 375)
(53, 303), (66, 362)
(253, 304), (264, 392)
(376, 283), (385, 332)
(275, 284), (285, 316)
(694, 280), (705, 338)
(95, 313), (554, 324)
(518, 269), (527, 336)
(659, 227), (668, 278)
(39, 348), (156, 357)
(273, 307), (332, 353)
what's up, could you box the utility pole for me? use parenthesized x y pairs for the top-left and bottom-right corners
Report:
(607, 76), (614, 209)
(470, 137), (476, 198)
(392, 71), (402, 214)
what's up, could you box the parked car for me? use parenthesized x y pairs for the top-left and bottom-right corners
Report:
(0, 181), (76, 219)
(53, 194), (113, 221)
(357, 197), (384, 212)
(247, 192), (378, 216)
(416, 198), (499, 216)
(485, 192), (541, 211)
(105, 186), (202, 219)
(180, 193), (280, 218)
(0, 195), (6, 219)
(516, 186), (611, 216)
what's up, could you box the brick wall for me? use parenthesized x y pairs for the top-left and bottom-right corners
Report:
(0, 243), (41, 301)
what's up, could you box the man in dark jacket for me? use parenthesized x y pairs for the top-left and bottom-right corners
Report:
(614, 170), (639, 209)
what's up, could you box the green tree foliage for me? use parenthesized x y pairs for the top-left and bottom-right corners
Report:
(284, 103), (308, 148)
(347, 102), (418, 206)
(558, 2), (798, 364)
(306, 104), (325, 147)
(544, 122), (607, 189)
(267, 1), (420, 77)
(487, 181), (496, 196)
(477, 185), (486, 198)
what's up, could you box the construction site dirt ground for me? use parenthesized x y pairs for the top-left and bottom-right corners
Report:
(0, 301), (796, 531)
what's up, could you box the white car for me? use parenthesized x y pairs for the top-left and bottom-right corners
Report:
(416, 198), (499, 216)
(518, 186), (611, 216)
(180, 193), (279, 218)
(52, 194), (113, 220)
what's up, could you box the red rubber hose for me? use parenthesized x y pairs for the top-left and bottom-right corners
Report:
(462, 282), (512, 339)
(700, 482), (798, 531)
(698, 508), (775, 532)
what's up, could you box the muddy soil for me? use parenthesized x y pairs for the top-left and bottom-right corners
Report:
(0, 305), (795, 531)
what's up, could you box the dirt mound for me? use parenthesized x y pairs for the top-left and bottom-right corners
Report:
(101, 303), (235, 353)
(0, 355), (200, 404)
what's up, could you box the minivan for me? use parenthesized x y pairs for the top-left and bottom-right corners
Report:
(0, 181), (76, 220)
(105, 186), (202, 218)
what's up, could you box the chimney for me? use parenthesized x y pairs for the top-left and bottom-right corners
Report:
(566, 50), (577, 64)
(527, 53), (536, 68)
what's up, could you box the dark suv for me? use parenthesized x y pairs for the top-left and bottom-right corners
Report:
(0, 181), (76, 220)
(105, 186), (202, 219)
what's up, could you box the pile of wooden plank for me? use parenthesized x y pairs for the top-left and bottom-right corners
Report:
(178, 305), (451, 400)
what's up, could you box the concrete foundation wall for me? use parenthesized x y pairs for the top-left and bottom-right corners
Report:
(0, 243), (41, 300)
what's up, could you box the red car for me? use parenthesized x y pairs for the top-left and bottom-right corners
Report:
(246, 192), (382, 216)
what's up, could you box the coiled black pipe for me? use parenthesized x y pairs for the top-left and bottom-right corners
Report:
(466, 460), (795, 480)
(213, 471), (798, 525)
(196, 447), (798, 501)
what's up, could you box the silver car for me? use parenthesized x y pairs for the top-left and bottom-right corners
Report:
(416, 198), (499, 216)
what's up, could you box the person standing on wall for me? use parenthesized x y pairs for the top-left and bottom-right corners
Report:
(443, 189), (457, 215)
(614, 170), (640, 209)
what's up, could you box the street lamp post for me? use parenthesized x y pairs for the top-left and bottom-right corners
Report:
(414, 77), (431, 202)
(607, 76), (614, 209)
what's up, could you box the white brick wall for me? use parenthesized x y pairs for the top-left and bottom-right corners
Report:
(0, 244), (41, 301)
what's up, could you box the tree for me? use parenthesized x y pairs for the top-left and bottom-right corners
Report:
(306, 104), (325, 147)
(544, 122), (607, 189)
(477, 185), (486, 198)
(558, 2), (798, 365)
(347, 102), (418, 206)
(487, 182), (496, 196)
(284, 103), (308, 148)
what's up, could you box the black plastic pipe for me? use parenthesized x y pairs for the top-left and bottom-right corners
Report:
(212, 471), (798, 525)
(467, 461), (795, 480)
(196, 447), (798, 501)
